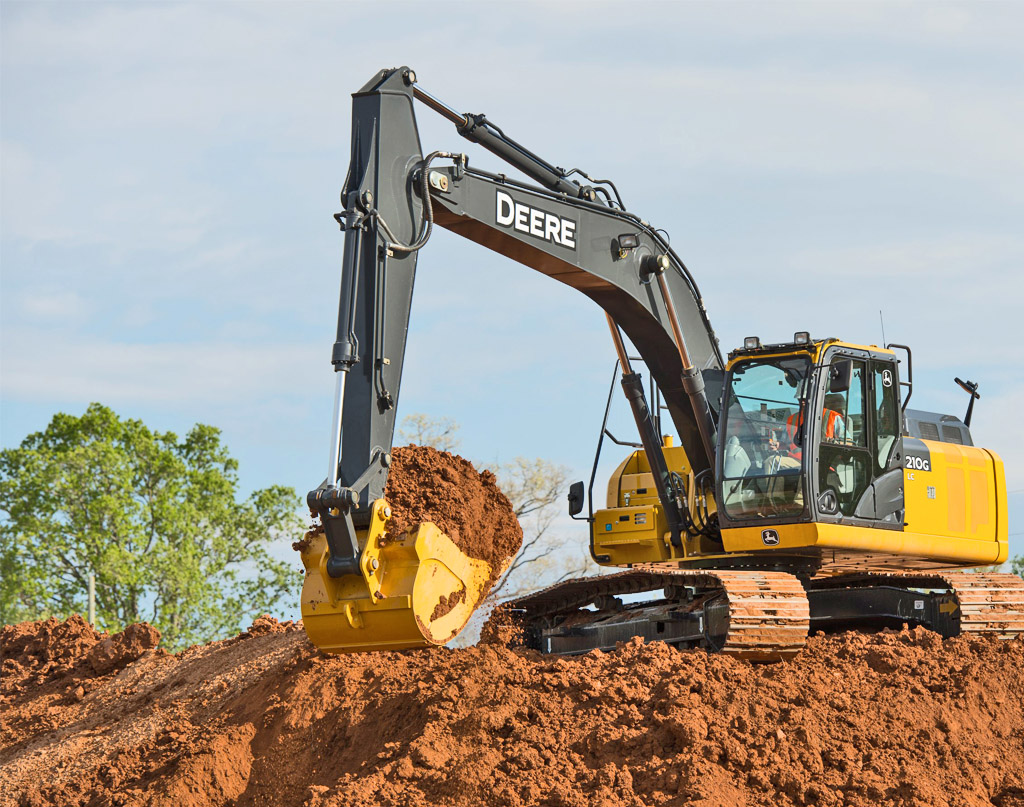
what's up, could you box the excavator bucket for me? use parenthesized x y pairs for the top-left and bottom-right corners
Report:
(300, 499), (492, 653)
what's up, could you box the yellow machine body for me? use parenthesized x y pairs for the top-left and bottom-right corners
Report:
(592, 339), (1008, 575)
(722, 442), (1008, 568)
(594, 441), (1007, 573)
(594, 436), (718, 566)
(300, 499), (492, 653)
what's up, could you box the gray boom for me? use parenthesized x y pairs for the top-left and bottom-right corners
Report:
(308, 67), (724, 577)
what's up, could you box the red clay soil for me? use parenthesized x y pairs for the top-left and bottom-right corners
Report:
(384, 445), (523, 591)
(3, 615), (1024, 807)
(295, 445), (523, 620)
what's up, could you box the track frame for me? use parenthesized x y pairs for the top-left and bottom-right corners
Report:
(509, 569), (1024, 659)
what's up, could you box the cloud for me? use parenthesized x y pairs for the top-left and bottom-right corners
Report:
(12, 288), (92, 322)
(0, 141), (83, 244)
(0, 326), (318, 406)
(970, 385), (1024, 494)
(789, 233), (1024, 280)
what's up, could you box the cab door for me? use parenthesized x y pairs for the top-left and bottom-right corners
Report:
(813, 350), (904, 528)
(865, 358), (904, 525)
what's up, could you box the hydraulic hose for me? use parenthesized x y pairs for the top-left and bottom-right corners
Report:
(375, 151), (453, 255)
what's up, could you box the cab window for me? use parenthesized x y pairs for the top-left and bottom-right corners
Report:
(872, 362), (899, 472)
(719, 355), (810, 520)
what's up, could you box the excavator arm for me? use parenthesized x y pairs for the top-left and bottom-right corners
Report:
(303, 66), (724, 651)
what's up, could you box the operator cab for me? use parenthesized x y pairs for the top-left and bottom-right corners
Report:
(716, 335), (905, 532)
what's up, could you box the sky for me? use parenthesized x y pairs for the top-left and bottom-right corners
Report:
(3, 1), (1023, 602)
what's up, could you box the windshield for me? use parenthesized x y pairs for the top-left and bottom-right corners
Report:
(719, 355), (811, 520)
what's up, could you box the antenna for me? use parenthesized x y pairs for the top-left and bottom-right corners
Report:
(879, 310), (887, 346)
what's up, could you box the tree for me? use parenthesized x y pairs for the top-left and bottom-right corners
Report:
(0, 404), (301, 649)
(398, 413), (460, 452)
(486, 457), (588, 601)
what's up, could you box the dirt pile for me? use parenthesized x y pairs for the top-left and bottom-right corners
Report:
(384, 445), (523, 589)
(298, 445), (523, 598)
(1, 615), (162, 695)
(3, 615), (1023, 807)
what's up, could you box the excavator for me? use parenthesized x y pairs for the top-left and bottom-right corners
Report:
(299, 67), (1024, 659)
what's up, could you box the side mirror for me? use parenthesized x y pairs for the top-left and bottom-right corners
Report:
(829, 359), (852, 393)
(954, 376), (980, 427)
(567, 481), (585, 517)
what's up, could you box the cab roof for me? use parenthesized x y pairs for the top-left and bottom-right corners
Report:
(726, 337), (896, 367)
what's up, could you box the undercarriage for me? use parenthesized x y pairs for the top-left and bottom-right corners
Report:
(509, 569), (1024, 660)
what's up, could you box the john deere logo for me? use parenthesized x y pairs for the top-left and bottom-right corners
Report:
(495, 190), (577, 250)
(761, 529), (780, 546)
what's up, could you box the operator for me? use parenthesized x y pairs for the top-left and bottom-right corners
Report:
(763, 402), (803, 472)
(821, 393), (847, 444)
(767, 393), (846, 465)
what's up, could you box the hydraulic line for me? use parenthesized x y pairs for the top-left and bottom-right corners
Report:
(606, 314), (685, 548)
(375, 151), (454, 255)
(646, 258), (719, 472)
(412, 83), (584, 198)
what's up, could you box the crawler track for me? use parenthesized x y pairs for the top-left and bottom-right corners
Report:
(510, 568), (810, 660)
(809, 571), (1024, 639)
(509, 568), (1024, 660)
(940, 572), (1024, 636)
(711, 570), (809, 659)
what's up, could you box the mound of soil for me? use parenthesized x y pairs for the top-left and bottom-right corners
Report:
(297, 445), (523, 605)
(1, 615), (161, 696)
(1, 615), (103, 693)
(384, 445), (523, 590)
(3, 615), (1023, 807)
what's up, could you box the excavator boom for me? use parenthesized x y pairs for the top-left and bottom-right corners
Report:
(317, 66), (724, 513)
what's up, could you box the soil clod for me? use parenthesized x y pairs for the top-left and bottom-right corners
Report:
(384, 445), (523, 592)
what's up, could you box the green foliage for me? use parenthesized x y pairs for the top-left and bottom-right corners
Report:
(0, 403), (302, 649)
(1012, 555), (1023, 579)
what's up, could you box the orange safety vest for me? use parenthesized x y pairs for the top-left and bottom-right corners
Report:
(785, 411), (805, 460)
(785, 408), (843, 460)
(822, 409), (844, 441)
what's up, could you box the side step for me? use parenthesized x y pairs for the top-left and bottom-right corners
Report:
(509, 569), (810, 660)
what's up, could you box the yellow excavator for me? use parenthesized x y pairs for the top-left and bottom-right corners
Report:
(299, 67), (1023, 659)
